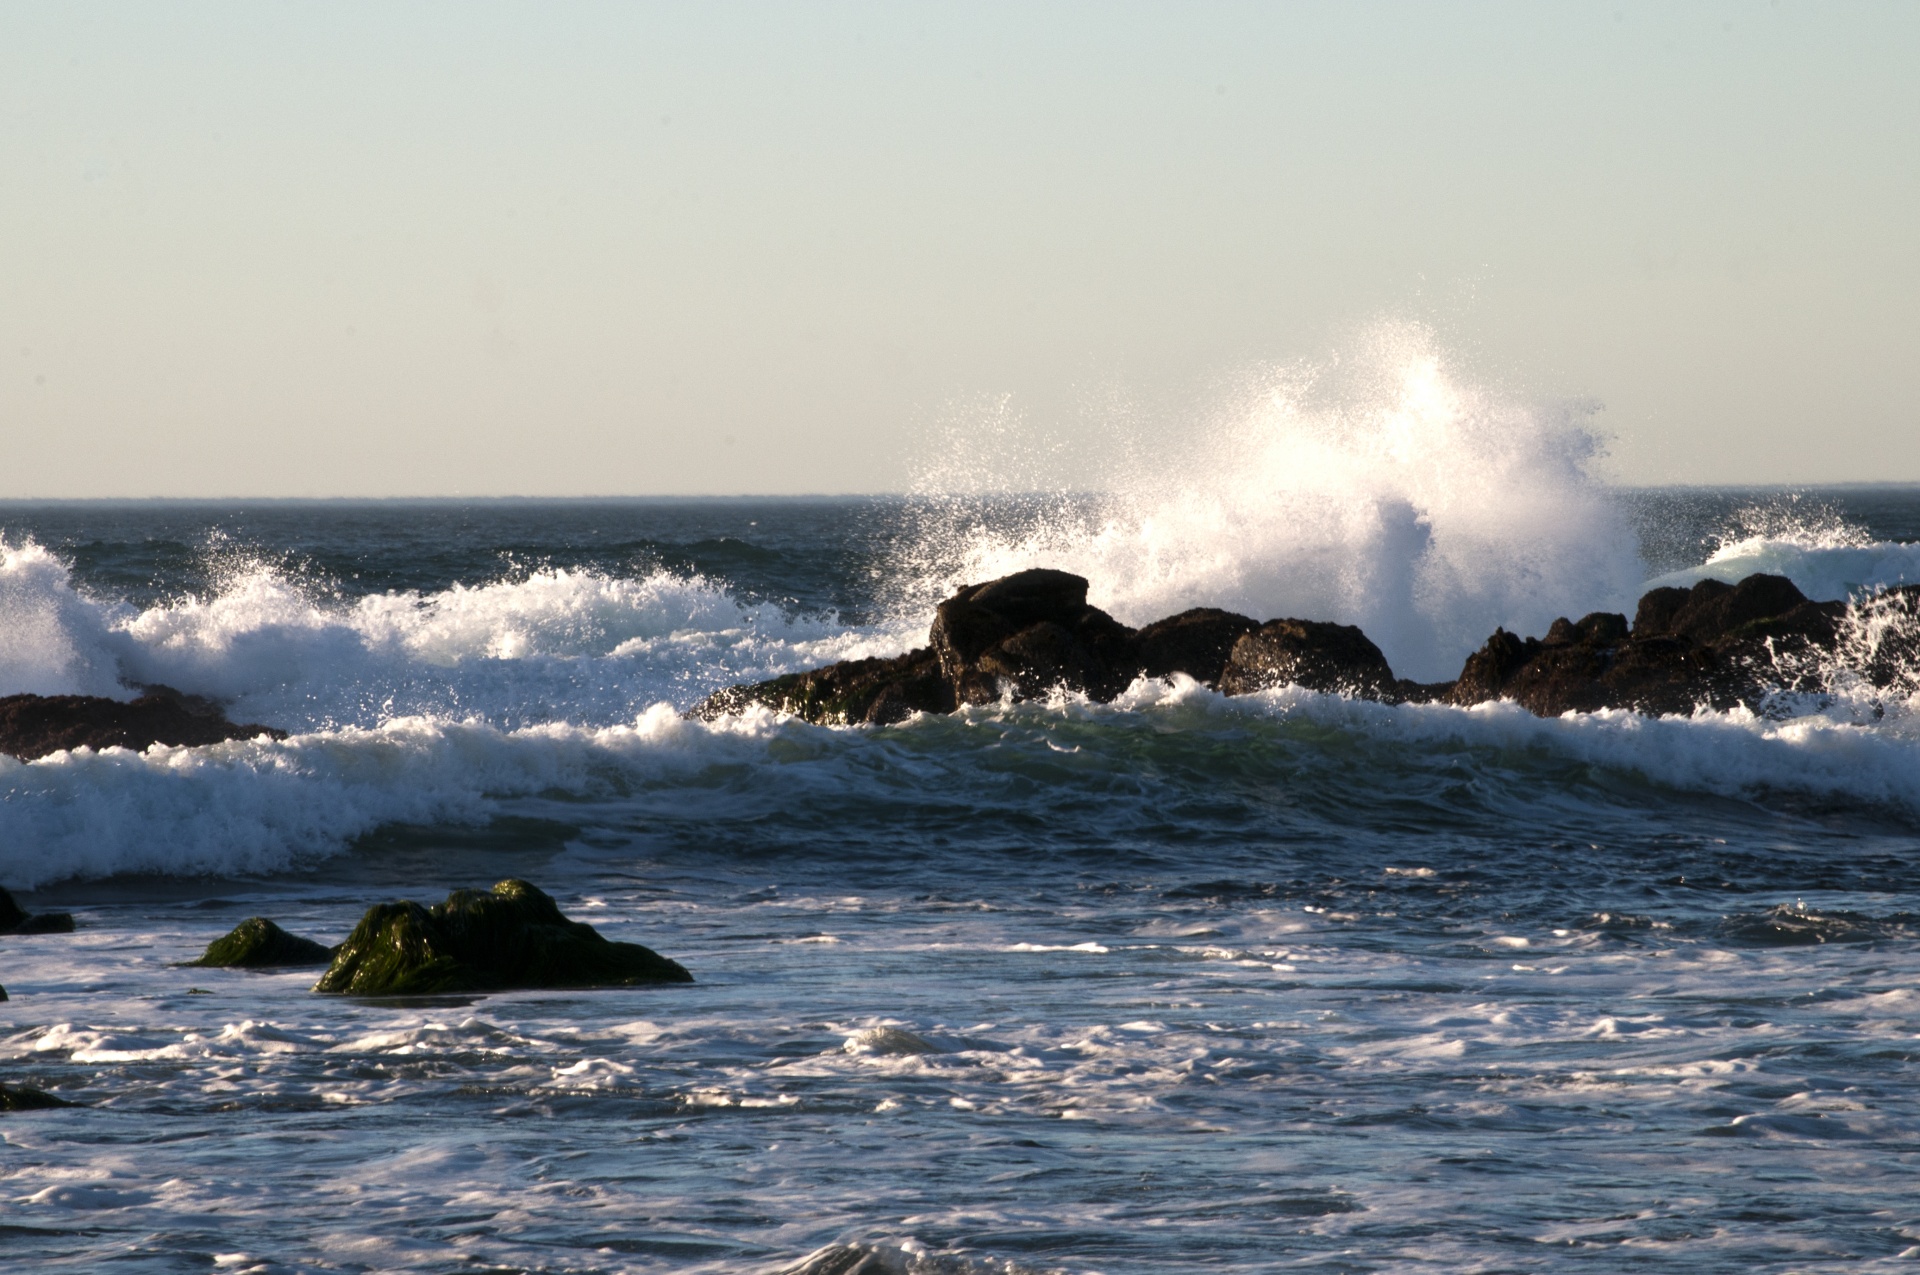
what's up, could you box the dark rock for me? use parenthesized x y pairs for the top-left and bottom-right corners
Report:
(1448, 627), (1537, 706)
(0, 984), (7, 1001)
(1546, 612), (1631, 647)
(1633, 575), (1821, 645)
(1135, 608), (1262, 687)
(694, 566), (1877, 726)
(0, 685), (286, 762)
(1631, 586), (1693, 637)
(1217, 619), (1399, 699)
(1449, 574), (1844, 715)
(1451, 627), (1727, 716)
(693, 648), (953, 724)
(931, 568), (1141, 704)
(314, 878), (692, 996)
(0, 1083), (72, 1112)
(187, 918), (335, 968)
(0, 887), (75, 936)
(700, 569), (1155, 723)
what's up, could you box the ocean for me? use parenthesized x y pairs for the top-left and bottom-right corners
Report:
(5, 474), (1920, 1273)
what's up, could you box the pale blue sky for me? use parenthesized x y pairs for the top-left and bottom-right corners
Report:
(2, 1), (1916, 495)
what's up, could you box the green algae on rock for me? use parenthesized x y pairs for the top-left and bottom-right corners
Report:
(314, 879), (692, 996)
(187, 917), (335, 968)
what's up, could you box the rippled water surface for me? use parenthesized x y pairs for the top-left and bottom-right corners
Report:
(5, 488), (1920, 1272)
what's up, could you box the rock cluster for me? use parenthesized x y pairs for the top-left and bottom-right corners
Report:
(313, 878), (693, 996)
(1447, 574), (1850, 715)
(697, 567), (1906, 724)
(0, 686), (285, 762)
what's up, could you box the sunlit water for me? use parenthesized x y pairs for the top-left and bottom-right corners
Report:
(6, 459), (1920, 1269)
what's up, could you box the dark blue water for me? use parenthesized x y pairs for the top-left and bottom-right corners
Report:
(4, 489), (1920, 1274)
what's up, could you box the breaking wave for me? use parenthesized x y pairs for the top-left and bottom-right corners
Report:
(896, 323), (1644, 682)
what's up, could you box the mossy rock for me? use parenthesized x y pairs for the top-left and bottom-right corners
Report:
(0, 1082), (72, 1112)
(187, 917), (335, 968)
(314, 879), (692, 996)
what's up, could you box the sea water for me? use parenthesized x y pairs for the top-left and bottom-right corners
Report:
(6, 371), (1920, 1272)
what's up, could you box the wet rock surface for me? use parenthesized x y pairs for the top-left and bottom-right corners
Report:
(0, 685), (286, 762)
(314, 878), (693, 996)
(187, 918), (336, 968)
(1218, 618), (1401, 700)
(696, 647), (953, 725)
(0, 1082), (72, 1112)
(0, 886), (74, 935)
(698, 567), (1902, 724)
(1450, 575), (1857, 716)
(1135, 608), (1262, 688)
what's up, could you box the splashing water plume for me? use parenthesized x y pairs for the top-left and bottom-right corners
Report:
(900, 325), (1644, 682)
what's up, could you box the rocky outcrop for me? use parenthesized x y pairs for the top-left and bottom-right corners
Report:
(1216, 618), (1443, 702)
(696, 569), (1243, 721)
(696, 647), (953, 725)
(0, 887), (74, 935)
(314, 879), (692, 996)
(929, 568), (1142, 704)
(1135, 609), (1261, 687)
(188, 918), (335, 968)
(1448, 575), (1851, 716)
(0, 686), (285, 762)
(695, 566), (1902, 725)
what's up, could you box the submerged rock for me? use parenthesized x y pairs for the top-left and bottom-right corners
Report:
(188, 918), (335, 968)
(314, 878), (692, 996)
(0, 685), (285, 762)
(0, 887), (74, 936)
(843, 1026), (943, 1056)
(0, 1083), (72, 1112)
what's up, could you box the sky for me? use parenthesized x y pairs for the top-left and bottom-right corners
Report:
(2, 1), (1917, 497)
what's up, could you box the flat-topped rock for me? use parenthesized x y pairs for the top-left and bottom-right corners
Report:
(0, 686), (285, 762)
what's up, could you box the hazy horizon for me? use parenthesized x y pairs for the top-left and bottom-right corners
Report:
(5, 2), (1917, 497)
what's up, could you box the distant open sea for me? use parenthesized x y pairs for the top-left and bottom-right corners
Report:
(5, 478), (1920, 1273)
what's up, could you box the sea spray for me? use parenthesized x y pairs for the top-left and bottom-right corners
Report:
(893, 324), (1644, 682)
(0, 538), (130, 699)
(0, 547), (912, 732)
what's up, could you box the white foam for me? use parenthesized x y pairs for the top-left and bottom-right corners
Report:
(1647, 536), (1920, 601)
(0, 704), (787, 887)
(0, 540), (130, 698)
(1113, 675), (1920, 814)
(7, 666), (1920, 889)
(0, 541), (914, 730)
(899, 322), (1644, 682)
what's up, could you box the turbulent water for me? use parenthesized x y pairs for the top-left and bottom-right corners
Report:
(7, 366), (1920, 1271)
